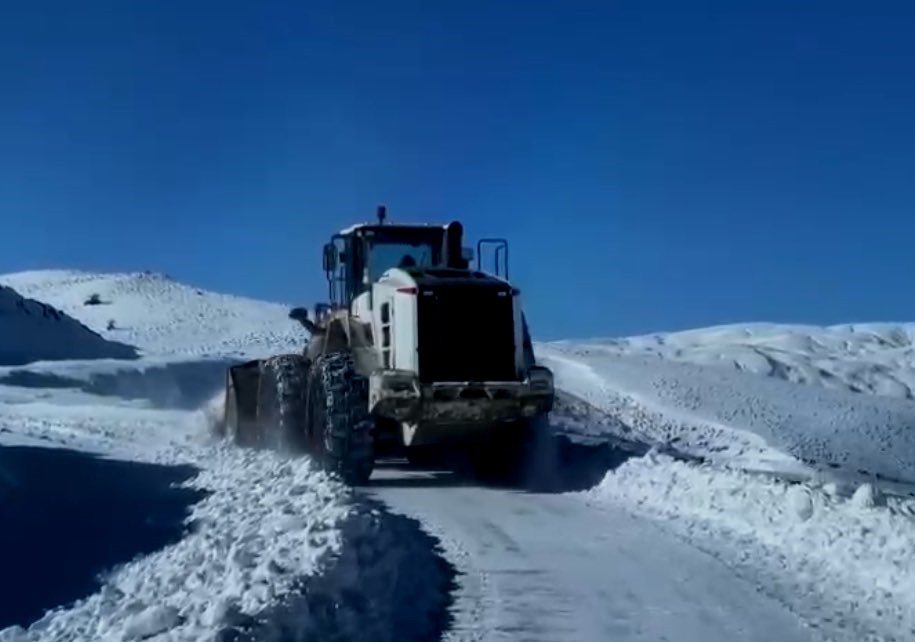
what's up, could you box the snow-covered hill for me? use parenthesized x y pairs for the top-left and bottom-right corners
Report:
(542, 345), (915, 484)
(0, 284), (136, 365)
(555, 322), (915, 398)
(0, 270), (307, 359)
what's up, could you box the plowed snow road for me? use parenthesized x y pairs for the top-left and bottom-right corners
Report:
(369, 467), (820, 642)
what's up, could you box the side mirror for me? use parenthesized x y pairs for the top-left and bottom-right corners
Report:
(322, 243), (338, 272)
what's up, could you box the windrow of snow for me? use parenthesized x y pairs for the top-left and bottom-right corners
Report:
(0, 285), (136, 366)
(551, 322), (915, 398)
(539, 345), (915, 485)
(585, 451), (915, 642)
(0, 446), (353, 642)
(0, 270), (307, 359)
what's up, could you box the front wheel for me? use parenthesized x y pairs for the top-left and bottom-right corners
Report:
(306, 351), (374, 485)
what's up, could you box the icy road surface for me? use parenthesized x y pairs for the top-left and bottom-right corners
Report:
(369, 468), (819, 642)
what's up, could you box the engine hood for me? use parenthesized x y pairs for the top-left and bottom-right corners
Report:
(400, 267), (513, 291)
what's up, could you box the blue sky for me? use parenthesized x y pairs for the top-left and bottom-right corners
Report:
(3, 1), (915, 339)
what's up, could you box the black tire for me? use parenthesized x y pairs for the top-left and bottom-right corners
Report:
(255, 354), (310, 452)
(306, 351), (374, 485)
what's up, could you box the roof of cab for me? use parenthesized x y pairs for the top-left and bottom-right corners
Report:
(336, 222), (444, 236)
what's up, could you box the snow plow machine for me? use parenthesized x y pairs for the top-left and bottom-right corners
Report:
(220, 206), (555, 485)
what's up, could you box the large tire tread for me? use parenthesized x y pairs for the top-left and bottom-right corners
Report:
(308, 351), (374, 485)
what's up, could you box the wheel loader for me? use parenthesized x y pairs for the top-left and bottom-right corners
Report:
(221, 206), (555, 484)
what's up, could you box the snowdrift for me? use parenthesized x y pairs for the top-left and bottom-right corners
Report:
(0, 284), (137, 366)
(0, 270), (307, 359)
(587, 451), (915, 642)
(541, 345), (915, 485)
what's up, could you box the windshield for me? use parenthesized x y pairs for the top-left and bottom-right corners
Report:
(366, 240), (439, 279)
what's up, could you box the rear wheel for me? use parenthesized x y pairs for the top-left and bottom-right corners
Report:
(306, 351), (374, 485)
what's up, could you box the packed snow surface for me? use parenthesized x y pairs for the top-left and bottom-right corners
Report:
(373, 469), (820, 642)
(0, 284), (136, 365)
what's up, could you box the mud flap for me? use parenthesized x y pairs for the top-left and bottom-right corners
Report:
(224, 360), (262, 445)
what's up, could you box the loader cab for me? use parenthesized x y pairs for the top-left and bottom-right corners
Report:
(323, 217), (472, 307)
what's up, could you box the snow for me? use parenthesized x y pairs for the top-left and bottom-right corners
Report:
(539, 343), (915, 486)
(373, 469), (820, 642)
(0, 270), (307, 359)
(584, 451), (915, 642)
(542, 323), (915, 642)
(0, 388), (354, 641)
(0, 271), (334, 639)
(554, 322), (915, 398)
(0, 284), (136, 365)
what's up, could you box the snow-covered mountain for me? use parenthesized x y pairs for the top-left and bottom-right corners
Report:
(0, 283), (136, 365)
(0, 270), (307, 359)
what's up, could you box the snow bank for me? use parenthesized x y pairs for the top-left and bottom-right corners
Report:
(0, 448), (352, 642)
(554, 322), (915, 398)
(0, 284), (136, 365)
(0, 446), (204, 632)
(540, 346), (915, 485)
(0, 270), (307, 359)
(586, 453), (915, 642)
(1, 382), (454, 642)
(220, 499), (455, 642)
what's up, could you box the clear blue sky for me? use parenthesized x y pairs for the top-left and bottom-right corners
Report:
(3, 1), (915, 339)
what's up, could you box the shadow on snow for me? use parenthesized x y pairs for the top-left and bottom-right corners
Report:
(215, 498), (456, 642)
(0, 445), (205, 630)
(368, 433), (651, 494)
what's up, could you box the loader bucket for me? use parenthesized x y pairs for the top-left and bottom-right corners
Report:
(224, 360), (262, 446)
